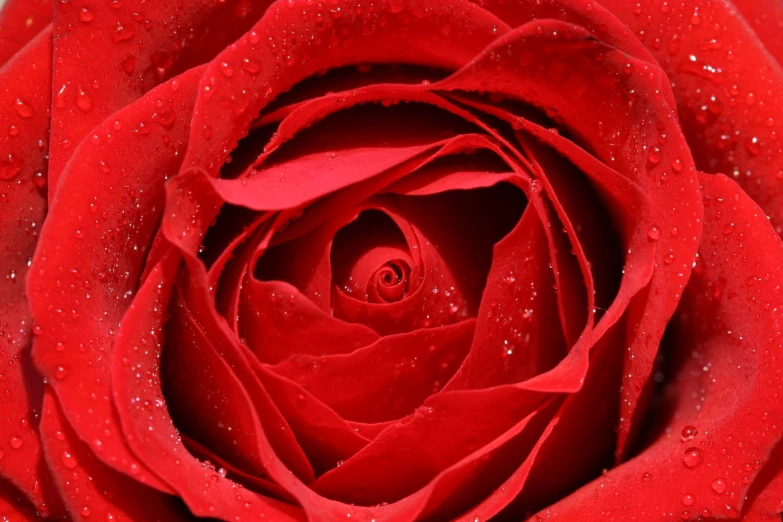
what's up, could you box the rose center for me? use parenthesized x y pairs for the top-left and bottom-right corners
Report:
(331, 209), (419, 304)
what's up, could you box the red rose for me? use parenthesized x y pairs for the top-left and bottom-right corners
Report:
(1, 0), (781, 520)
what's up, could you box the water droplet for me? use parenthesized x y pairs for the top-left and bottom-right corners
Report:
(647, 225), (661, 241)
(682, 494), (694, 506)
(242, 57), (262, 75)
(711, 478), (726, 494)
(78, 7), (94, 22)
(647, 146), (662, 165)
(121, 55), (136, 75)
(0, 154), (24, 180)
(112, 22), (136, 43)
(9, 436), (23, 449)
(683, 447), (703, 468)
(219, 61), (235, 77)
(80, 505), (91, 517)
(76, 87), (93, 113)
(152, 108), (176, 129)
(672, 158), (684, 173)
(14, 98), (34, 119)
(722, 223), (735, 236)
(745, 136), (761, 156)
(98, 160), (111, 174)
(681, 425), (698, 442)
(54, 366), (67, 380)
(61, 451), (78, 469)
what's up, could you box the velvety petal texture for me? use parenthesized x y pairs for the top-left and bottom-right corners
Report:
(0, 0), (779, 520)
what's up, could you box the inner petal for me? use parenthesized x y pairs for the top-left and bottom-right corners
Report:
(331, 209), (420, 303)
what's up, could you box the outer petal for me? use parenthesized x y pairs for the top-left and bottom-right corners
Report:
(180, 0), (510, 177)
(729, 0), (783, 67)
(595, 0), (783, 234)
(48, 0), (277, 197)
(28, 66), (205, 491)
(113, 254), (307, 521)
(0, 27), (61, 515)
(0, 0), (51, 67)
(536, 174), (783, 521)
(39, 388), (193, 521)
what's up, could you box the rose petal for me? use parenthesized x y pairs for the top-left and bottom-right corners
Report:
(47, 0), (277, 196)
(239, 278), (379, 364)
(253, 364), (373, 476)
(0, 477), (38, 522)
(731, 0), (783, 66)
(534, 173), (783, 520)
(181, 0), (510, 177)
(272, 320), (475, 423)
(39, 388), (191, 521)
(597, 0), (783, 232)
(0, 27), (62, 514)
(112, 254), (307, 520)
(29, 66), (205, 491)
(444, 204), (566, 389)
(465, 323), (626, 519)
(0, 0), (50, 66)
(435, 22), (701, 460)
(311, 387), (547, 505)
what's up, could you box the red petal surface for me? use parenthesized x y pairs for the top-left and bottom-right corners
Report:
(28, 66), (205, 491)
(0, 27), (61, 515)
(536, 173), (783, 520)
(47, 0), (278, 196)
(0, 0), (50, 67)
(113, 254), (306, 521)
(39, 389), (191, 521)
(596, 0), (783, 232)
(731, 0), (783, 66)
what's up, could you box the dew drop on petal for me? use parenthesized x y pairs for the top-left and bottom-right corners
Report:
(683, 447), (703, 468)
(14, 98), (34, 119)
(711, 478), (726, 494)
(112, 22), (136, 42)
(680, 425), (698, 442)
(78, 7), (95, 22)
(647, 146), (662, 165)
(61, 451), (78, 469)
(121, 55), (136, 75)
(76, 87), (93, 113)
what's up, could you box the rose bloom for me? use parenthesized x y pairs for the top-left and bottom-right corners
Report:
(0, 0), (781, 520)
